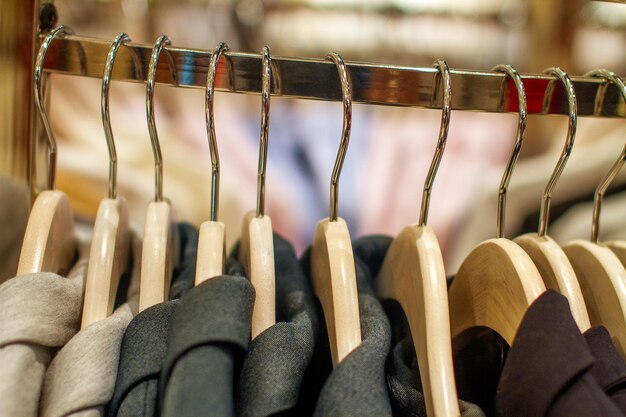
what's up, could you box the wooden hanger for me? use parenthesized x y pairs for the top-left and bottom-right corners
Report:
(448, 65), (548, 345)
(81, 34), (141, 328)
(608, 241), (626, 267)
(238, 46), (276, 339)
(138, 35), (180, 312)
(310, 53), (361, 367)
(18, 26), (78, 276)
(376, 60), (459, 417)
(563, 68), (626, 357)
(514, 67), (591, 331)
(195, 42), (229, 286)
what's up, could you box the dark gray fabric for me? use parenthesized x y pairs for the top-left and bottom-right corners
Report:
(158, 260), (255, 417)
(352, 235), (485, 417)
(108, 301), (178, 417)
(300, 240), (393, 417)
(496, 290), (624, 417)
(107, 222), (198, 417)
(585, 326), (626, 413)
(235, 234), (320, 417)
(169, 223), (199, 300)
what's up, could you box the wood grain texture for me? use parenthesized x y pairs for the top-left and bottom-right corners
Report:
(376, 225), (460, 417)
(239, 211), (276, 339)
(195, 221), (226, 285)
(608, 241), (626, 267)
(18, 190), (75, 275)
(564, 240), (626, 359)
(311, 217), (361, 367)
(515, 233), (591, 331)
(81, 198), (131, 328)
(139, 201), (175, 312)
(449, 238), (546, 345)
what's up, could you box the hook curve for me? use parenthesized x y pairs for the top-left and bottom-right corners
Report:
(102, 32), (134, 199)
(538, 67), (577, 237)
(206, 42), (229, 221)
(146, 35), (177, 202)
(326, 52), (352, 222)
(491, 64), (528, 238)
(419, 59), (451, 227)
(34, 25), (75, 190)
(256, 46), (271, 218)
(585, 69), (626, 242)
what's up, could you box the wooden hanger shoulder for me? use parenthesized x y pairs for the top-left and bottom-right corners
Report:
(607, 240), (626, 267)
(514, 233), (591, 331)
(376, 225), (459, 417)
(449, 238), (546, 345)
(138, 201), (176, 311)
(195, 220), (226, 285)
(311, 217), (361, 367)
(563, 240), (626, 358)
(18, 189), (76, 275)
(81, 197), (131, 328)
(239, 210), (275, 339)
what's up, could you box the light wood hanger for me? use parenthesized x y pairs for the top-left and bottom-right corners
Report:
(239, 46), (276, 339)
(376, 60), (459, 417)
(608, 241), (626, 267)
(310, 53), (361, 367)
(138, 35), (180, 312)
(18, 26), (78, 276)
(513, 67), (591, 331)
(563, 68), (626, 357)
(195, 42), (229, 286)
(81, 34), (140, 328)
(448, 65), (548, 345)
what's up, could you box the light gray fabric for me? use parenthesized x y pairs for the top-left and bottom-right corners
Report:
(40, 229), (142, 417)
(0, 260), (87, 417)
(40, 304), (134, 417)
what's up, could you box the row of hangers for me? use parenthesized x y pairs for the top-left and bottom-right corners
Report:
(19, 26), (626, 417)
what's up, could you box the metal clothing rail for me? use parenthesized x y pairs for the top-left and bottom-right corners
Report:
(44, 34), (626, 117)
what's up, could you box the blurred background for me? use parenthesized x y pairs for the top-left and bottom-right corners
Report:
(2, 0), (626, 277)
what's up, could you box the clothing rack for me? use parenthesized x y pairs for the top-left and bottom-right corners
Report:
(45, 34), (626, 117)
(2, 0), (626, 202)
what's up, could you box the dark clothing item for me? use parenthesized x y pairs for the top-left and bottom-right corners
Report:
(235, 235), (320, 417)
(352, 235), (485, 417)
(107, 302), (178, 417)
(495, 290), (624, 417)
(585, 326), (626, 414)
(169, 222), (199, 300)
(452, 327), (507, 416)
(301, 240), (394, 417)
(107, 223), (198, 417)
(158, 260), (255, 417)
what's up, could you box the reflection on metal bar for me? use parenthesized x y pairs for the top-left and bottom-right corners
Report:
(43, 34), (626, 117)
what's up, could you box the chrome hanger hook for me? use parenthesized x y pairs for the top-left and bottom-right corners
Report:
(34, 25), (76, 191)
(146, 35), (178, 202)
(256, 46), (271, 218)
(585, 69), (626, 243)
(538, 67), (578, 237)
(418, 59), (451, 227)
(102, 32), (141, 200)
(327, 52), (352, 222)
(492, 64), (528, 239)
(206, 42), (229, 222)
